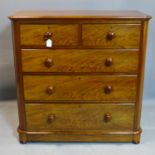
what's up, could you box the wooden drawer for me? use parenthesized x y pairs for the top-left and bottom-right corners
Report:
(22, 49), (139, 73)
(82, 24), (141, 48)
(20, 24), (79, 47)
(26, 103), (134, 131)
(23, 75), (137, 101)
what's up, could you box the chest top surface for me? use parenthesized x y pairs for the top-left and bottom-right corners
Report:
(9, 10), (151, 20)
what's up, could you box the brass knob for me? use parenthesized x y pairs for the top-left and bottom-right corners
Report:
(44, 32), (53, 41)
(44, 58), (53, 68)
(104, 85), (112, 94)
(47, 114), (55, 123)
(46, 86), (54, 95)
(104, 113), (111, 123)
(105, 58), (113, 67)
(106, 31), (115, 40)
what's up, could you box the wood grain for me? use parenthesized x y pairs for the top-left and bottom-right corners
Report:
(22, 49), (139, 73)
(26, 134), (133, 142)
(23, 75), (137, 101)
(9, 10), (151, 20)
(82, 24), (141, 48)
(11, 21), (27, 130)
(18, 126), (141, 143)
(134, 20), (149, 131)
(25, 103), (134, 131)
(20, 24), (79, 46)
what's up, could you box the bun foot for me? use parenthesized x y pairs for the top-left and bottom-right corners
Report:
(18, 127), (27, 144)
(133, 129), (142, 144)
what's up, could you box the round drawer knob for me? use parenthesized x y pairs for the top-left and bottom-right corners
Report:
(105, 58), (113, 67)
(47, 114), (55, 123)
(104, 113), (111, 123)
(44, 58), (53, 68)
(106, 31), (115, 40)
(44, 32), (53, 41)
(104, 85), (112, 94)
(46, 86), (54, 95)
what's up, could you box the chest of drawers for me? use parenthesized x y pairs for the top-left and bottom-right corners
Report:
(9, 11), (151, 143)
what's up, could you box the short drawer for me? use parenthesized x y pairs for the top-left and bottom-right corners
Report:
(82, 24), (141, 48)
(20, 24), (79, 47)
(26, 103), (135, 131)
(23, 75), (137, 101)
(22, 49), (139, 73)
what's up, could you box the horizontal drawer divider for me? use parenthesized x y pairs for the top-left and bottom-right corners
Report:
(21, 48), (140, 52)
(22, 72), (138, 76)
(24, 100), (136, 105)
(20, 46), (141, 50)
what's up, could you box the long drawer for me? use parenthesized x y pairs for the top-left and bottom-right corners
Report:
(26, 103), (135, 131)
(23, 75), (137, 101)
(22, 49), (139, 73)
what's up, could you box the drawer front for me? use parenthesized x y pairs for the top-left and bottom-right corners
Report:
(82, 24), (141, 48)
(26, 104), (134, 131)
(22, 49), (139, 73)
(20, 24), (79, 47)
(23, 75), (137, 101)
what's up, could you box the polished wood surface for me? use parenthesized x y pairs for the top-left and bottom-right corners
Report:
(9, 11), (151, 143)
(18, 127), (141, 143)
(82, 24), (141, 48)
(23, 75), (137, 101)
(22, 49), (139, 73)
(134, 21), (149, 132)
(26, 104), (134, 131)
(11, 21), (27, 130)
(9, 10), (151, 19)
(20, 24), (79, 46)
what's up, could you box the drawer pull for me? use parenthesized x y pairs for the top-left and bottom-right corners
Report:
(44, 32), (53, 41)
(105, 58), (113, 67)
(47, 114), (55, 123)
(44, 58), (53, 68)
(46, 86), (54, 95)
(106, 31), (115, 40)
(104, 113), (111, 123)
(104, 85), (112, 94)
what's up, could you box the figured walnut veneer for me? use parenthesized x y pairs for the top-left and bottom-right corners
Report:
(22, 49), (139, 73)
(23, 75), (137, 101)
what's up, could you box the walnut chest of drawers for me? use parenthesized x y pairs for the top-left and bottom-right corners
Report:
(9, 11), (151, 143)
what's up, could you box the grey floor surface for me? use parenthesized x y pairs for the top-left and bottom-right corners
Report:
(0, 99), (155, 155)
